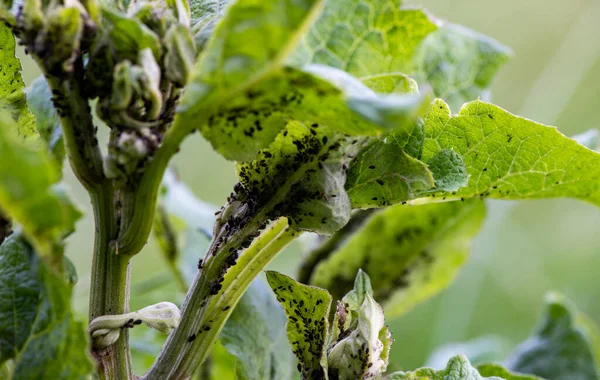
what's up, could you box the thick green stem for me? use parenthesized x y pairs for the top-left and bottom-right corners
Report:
(117, 117), (194, 256)
(143, 218), (297, 380)
(46, 72), (104, 190)
(194, 219), (297, 366)
(89, 183), (135, 379)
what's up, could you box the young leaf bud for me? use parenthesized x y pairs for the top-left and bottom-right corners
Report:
(110, 61), (134, 111)
(327, 270), (392, 379)
(164, 24), (196, 87)
(136, 48), (162, 120)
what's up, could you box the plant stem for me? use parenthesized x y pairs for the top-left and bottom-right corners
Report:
(117, 117), (194, 256)
(46, 72), (104, 190)
(88, 183), (135, 379)
(143, 218), (296, 380)
(194, 219), (297, 366)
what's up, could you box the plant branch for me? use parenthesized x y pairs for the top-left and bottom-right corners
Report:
(117, 116), (196, 256)
(192, 219), (297, 367)
(45, 66), (104, 190)
(88, 183), (135, 380)
(143, 218), (296, 379)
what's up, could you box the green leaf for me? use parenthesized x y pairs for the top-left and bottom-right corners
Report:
(345, 137), (434, 208)
(413, 23), (512, 111)
(237, 121), (359, 235)
(0, 234), (41, 362)
(419, 99), (600, 207)
(0, 116), (81, 261)
(0, 233), (94, 378)
(477, 364), (543, 380)
(191, 0), (229, 24)
(183, 62), (424, 162)
(179, 0), (425, 162)
(25, 76), (66, 167)
(309, 200), (485, 318)
(506, 292), (600, 380)
(425, 148), (469, 192)
(266, 270), (332, 379)
(188, 0), (323, 92)
(291, 2), (437, 78)
(0, 23), (37, 141)
(100, 8), (162, 60)
(385, 355), (502, 380)
(386, 118), (425, 159)
(190, 0), (231, 49)
(220, 279), (296, 380)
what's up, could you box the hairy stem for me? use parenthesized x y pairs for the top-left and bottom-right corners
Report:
(117, 116), (195, 256)
(143, 218), (296, 379)
(88, 183), (134, 379)
(45, 67), (104, 190)
(194, 219), (297, 366)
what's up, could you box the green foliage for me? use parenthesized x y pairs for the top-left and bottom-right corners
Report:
(506, 293), (600, 380)
(179, 0), (426, 162)
(25, 77), (65, 167)
(0, 117), (81, 261)
(3, 0), (600, 379)
(308, 200), (485, 318)
(418, 99), (600, 206)
(0, 233), (93, 379)
(0, 23), (37, 140)
(266, 269), (392, 380)
(476, 364), (543, 380)
(237, 120), (360, 235)
(345, 137), (434, 208)
(291, 1), (437, 77)
(266, 270), (331, 379)
(385, 355), (513, 380)
(413, 24), (512, 111)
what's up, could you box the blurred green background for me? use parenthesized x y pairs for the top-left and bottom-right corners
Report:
(17, 0), (600, 373)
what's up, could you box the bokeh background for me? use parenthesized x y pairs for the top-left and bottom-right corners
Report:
(17, 0), (600, 373)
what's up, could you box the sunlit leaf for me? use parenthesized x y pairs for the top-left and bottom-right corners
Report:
(308, 200), (485, 318)
(291, 1), (437, 78)
(477, 364), (543, 380)
(237, 121), (364, 235)
(418, 99), (600, 207)
(266, 270), (331, 379)
(179, 0), (424, 162)
(385, 355), (511, 379)
(345, 137), (434, 208)
(0, 23), (37, 141)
